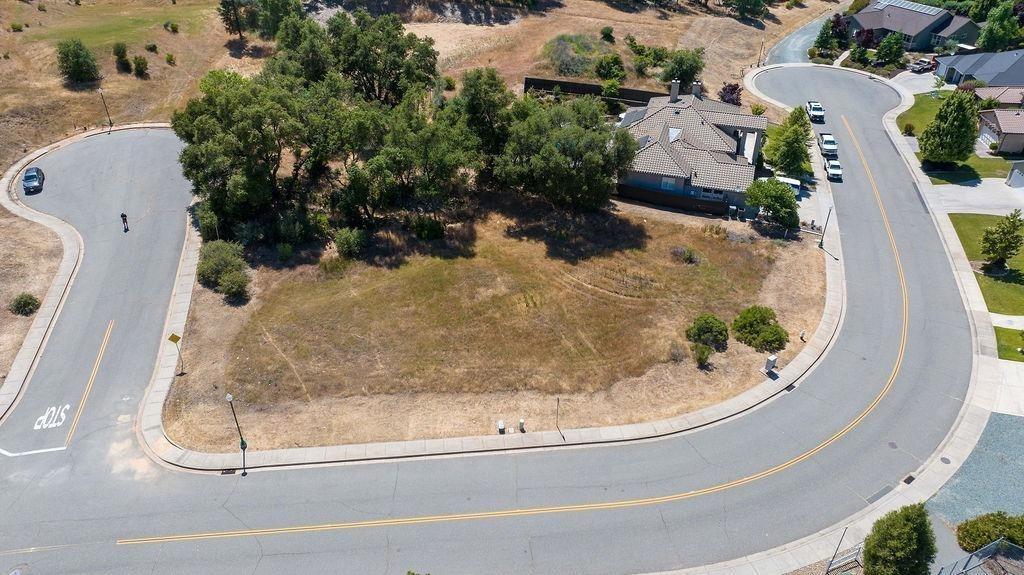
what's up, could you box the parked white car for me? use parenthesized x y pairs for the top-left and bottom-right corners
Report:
(818, 133), (839, 157)
(806, 101), (825, 122)
(824, 158), (843, 181)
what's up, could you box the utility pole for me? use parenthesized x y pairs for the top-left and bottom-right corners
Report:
(226, 393), (247, 476)
(555, 397), (565, 441)
(97, 88), (112, 132)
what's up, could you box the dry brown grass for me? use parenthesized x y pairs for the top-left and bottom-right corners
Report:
(165, 202), (825, 451)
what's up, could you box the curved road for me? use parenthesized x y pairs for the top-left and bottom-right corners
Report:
(0, 68), (972, 574)
(764, 12), (830, 65)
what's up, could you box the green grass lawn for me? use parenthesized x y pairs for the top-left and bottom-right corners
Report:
(32, 1), (213, 50)
(950, 213), (1024, 315)
(897, 90), (951, 134)
(995, 326), (1024, 361)
(916, 152), (1019, 184)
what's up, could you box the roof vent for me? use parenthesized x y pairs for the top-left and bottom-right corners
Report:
(674, 109), (680, 115)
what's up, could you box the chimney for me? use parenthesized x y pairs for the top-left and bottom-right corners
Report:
(670, 79), (680, 103)
(691, 81), (703, 99)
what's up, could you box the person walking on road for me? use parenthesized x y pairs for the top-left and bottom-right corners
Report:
(121, 212), (129, 233)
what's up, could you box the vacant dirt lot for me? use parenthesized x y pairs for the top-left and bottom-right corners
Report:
(165, 202), (825, 451)
(0, 0), (266, 381)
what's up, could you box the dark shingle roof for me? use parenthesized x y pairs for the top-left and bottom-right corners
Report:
(937, 49), (1024, 86)
(851, 1), (949, 37)
(932, 14), (976, 37)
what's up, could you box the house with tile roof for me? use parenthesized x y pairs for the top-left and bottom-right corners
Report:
(937, 49), (1024, 86)
(616, 81), (767, 213)
(979, 108), (1024, 153)
(848, 0), (978, 51)
(974, 86), (1024, 108)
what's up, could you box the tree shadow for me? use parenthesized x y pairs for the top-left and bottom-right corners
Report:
(360, 215), (479, 269)
(304, 0), (550, 25)
(920, 160), (981, 185)
(750, 219), (804, 240)
(224, 38), (274, 59)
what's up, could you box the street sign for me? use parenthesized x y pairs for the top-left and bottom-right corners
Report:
(167, 333), (181, 344)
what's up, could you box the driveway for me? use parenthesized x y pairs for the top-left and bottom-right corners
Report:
(891, 70), (955, 95)
(0, 68), (973, 574)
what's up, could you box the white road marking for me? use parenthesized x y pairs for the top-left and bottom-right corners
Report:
(33, 404), (71, 430)
(0, 445), (67, 457)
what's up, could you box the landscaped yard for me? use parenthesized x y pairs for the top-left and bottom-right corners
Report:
(897, 90), (951, 135)
(949, 213), (1024, 315)
(164, 204), (825, 451)
(995, 326), (1024, 362)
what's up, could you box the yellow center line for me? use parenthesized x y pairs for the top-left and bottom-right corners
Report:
(117, 116), (911, 548)
(65, 320), (115, 448)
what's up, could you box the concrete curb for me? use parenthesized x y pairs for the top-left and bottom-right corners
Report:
(659, 63), (1002, 575)
(0, 124), (165, 424)
(138, 131), (848, 473)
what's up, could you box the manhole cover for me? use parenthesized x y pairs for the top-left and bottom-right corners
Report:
(888, 441), (898, 449)
(941, 457), (951, 464)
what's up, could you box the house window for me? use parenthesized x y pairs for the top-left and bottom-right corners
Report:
(902, 33), (913, 45)
(661, 177), (675, 191)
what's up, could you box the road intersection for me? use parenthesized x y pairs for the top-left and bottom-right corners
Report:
(0, 67), (980, 574)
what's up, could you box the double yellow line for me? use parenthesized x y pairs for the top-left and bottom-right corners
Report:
(118, 117), (910, 547)
(65, 320), (115, 447)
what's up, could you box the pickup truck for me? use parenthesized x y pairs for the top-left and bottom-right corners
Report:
(818, 133), (839, 157)
(806, 101), (825, 123)
(909, 57), (934, 73)
(824, 158), (844, 181)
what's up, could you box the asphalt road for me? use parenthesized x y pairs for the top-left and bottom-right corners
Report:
(764, 12), (829, 65)
(0, 68), (973, 575)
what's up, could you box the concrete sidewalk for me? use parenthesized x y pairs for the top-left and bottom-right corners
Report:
(932, 179), (1024, 214)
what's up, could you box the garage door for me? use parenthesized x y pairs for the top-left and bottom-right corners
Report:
(1007, 166), (1024, 188)
(980, 124), (998, 146)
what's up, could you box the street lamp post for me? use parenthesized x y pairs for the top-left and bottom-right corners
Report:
(225, 393), (247, 476)
(819, 205), (833, 249)
(97, 88), (112, 132)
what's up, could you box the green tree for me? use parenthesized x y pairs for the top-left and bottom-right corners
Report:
(600, 25), (614, 42)
(594, 53), (626, 81)
(495, 96), (637, 210)
(56, 38), (100, 84)
(691, 342), (713, 368)
(659, 48), (705, 86)
(785, 106), (812, 140)
(762, 125), (810, 177)
(981, 208), (1024, 267)
(863, 503), (937, 575)
(850, 45), (869, 64)
(813, 19), (837, 53)
(686, 314), (729, 350)
(255, 0), (302, 39)
(726, 0), (766, 19)
(977, 0), (1021, 51)
(746, 178), (800, 228)
(327, 10), (438, 106)
(969, 0), (999, 22)
(732, 305), (789, 352)
(918, 89), (979, 164)
(876, 32), (905, 65)
(449, 68), (514, 158)
(218, 0), (254, 41)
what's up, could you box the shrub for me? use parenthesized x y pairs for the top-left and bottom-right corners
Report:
(544, 34), (600, 77)
(751, 103), (766, 116)
(165, 53), (175, 65)
(691, 342), (713, 368)
(196, 202), (220, 241)
(56, 39), (100, 83)
(686, 314), (729, 350)
(197, 240), (246, 287)
(170, 22), (179, 33)
(990, 141), (999, 151)
(807, 46), (819, 59)
(10, 23), (23, 32)
(8, 293), (41, 316)
(334, 227), (367, 257)
(443, 75), (456, 91)
(846, 0), (869, 13)
(217, 269), (250, 300)
(319, 256), (350, 278)
(411, 215), (444, 241)
(733, 305), (789, 352)
(601, 78), (621, 99)
(594, 53), (626, 81)
(903, 122), (915, 136)
(163, 20), (172, 31)
(145, 43), (158, 53)
(956, 512), (1024, 552)
(668, 341), (686, 363)
(231, 220), (264, 246)
(863, 503), (936, 575)
(718, 82), (743, 106)
(113, 42), (131, 72)
(132, 55), (149, 77)
(600, 26), (614, 42)
(276, 242), (293, 263)
(671, 246), (700, 264)
(37, 2), (46, 11)
(702, 223), (726, 238)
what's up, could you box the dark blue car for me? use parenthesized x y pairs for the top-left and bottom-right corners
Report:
(22, 167), (44, 194)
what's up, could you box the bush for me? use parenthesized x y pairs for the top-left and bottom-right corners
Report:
(165, 53), (175, 65)
(686, 314), (729, 350)
(196, 202), (220, 241)
(671, 246), (700, 264)
(668, 341), (686, 362)
(197, 240), (246, 287)
(990, 141), (999, 151)
(956, 512), (1024, 552)
(733, 305), (789, 352)
(846, 0), (869, 13)
(751, 103), (766, 116)
(334, 227), (367, 257)
(56, 38), (100, 83)
(600, 26), (614, 42)
(601, 78), (621, 99)
(443, 75), (456, 91)
(132, 55), (149, 77)
(319, 256), (350, 279)
(10, 23), (23, 32)
(411, 215), (444, 241)
(903, 122), (915, 136)
(8, 293), (41, 316)
(113, 42), (131, 72)
(276, 242), (293, 263)
(544, 34), (601, 77)
(217, 269), (250, 300)
(170, 22), (179, 33)
(145, 43), (158, 53)
(863, 503), (936, 575)
(37, 2), (46, 11)
(594, 53), (626, 81)
(785, 0), (799, 8)
(691, 342), (713, 368)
